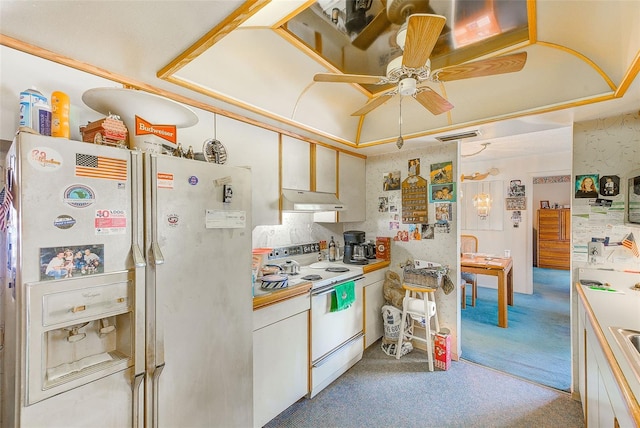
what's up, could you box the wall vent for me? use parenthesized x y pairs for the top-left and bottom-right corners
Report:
(435, 130), (481, 142)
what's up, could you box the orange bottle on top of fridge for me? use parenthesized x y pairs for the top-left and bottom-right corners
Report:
(51, 91), (70, 138)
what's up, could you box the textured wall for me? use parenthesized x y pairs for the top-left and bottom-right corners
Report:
(572, 112), (640, 272)
(344, 142), (461, 356)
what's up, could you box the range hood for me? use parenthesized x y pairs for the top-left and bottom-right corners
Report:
(281, 189), (347, 212)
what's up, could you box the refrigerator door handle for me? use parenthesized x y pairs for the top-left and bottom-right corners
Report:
(151, 363), (165, 428)
(131, 372), (144, 428)
(149, 155), (165, 265)
(130, 151), (146, 268)
(151, 243), (165, 265)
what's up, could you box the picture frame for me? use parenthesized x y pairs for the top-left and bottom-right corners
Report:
(540, 200), (550, 209)
(506, 196), (526, 210)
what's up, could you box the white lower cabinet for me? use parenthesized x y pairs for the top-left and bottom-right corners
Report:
(253, 295), (309, 427)
(578, 297), (635, 427)
(363, 269), (386, 348)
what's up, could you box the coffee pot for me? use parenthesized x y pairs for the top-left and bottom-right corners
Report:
(343, 230), (368, 265)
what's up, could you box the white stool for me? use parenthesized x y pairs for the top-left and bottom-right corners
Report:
(395, 283), (440, 371)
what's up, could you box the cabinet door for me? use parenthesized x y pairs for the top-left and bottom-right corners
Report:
(218, 115), (280, 226)
(338, 153), (366, 222)
(315, 145), (337, 193)
(253, 311), (308, 428)
(282, 136), (310, 190)
(364, 281), (384, 348)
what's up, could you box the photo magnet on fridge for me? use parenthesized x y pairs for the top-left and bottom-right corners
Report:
(223, 184), (233, 203)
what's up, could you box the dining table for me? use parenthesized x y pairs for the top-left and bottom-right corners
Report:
(460, 254), (514, 328)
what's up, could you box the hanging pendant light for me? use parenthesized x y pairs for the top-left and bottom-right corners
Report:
(473, 183), (492, 219)
(396, 95), (404, 149)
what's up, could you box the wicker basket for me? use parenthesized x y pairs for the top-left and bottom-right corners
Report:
(402, 264), (449, 290)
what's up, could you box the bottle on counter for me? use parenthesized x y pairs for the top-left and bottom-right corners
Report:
(51, 91), (70, 138)
(329, 236), (336, 262)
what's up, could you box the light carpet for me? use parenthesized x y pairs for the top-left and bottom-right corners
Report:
(265, 340), (584, 427)
(461, 267), (571, 391)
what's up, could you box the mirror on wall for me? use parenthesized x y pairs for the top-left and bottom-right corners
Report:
(460, 180), (504, 231)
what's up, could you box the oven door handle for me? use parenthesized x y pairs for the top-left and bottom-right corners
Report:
(312, 331), (365, 368)
(311, 276), (364, 296)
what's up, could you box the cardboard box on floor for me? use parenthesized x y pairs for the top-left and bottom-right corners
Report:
(410, 327), (451, 370)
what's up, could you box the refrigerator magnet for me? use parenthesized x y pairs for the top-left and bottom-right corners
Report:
(223, 184), (233, 203)
(188, 176), (199, 185)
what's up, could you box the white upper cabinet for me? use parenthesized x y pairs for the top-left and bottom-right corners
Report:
(338, 153), (366, 222)
(315, 145), (337, 193)
(218, 115), (280, 227)
(282, 136), (310, 191)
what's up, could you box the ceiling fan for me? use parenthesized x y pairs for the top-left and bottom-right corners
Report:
(313, 13), (527, 119)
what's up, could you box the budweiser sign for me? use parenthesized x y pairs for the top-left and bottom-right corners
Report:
(135, 116), (177, 144)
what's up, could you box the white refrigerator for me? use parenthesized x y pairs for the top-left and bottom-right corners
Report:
(1, 132), (253, 427)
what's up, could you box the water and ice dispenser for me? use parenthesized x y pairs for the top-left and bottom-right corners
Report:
(26, 271), (135, 404)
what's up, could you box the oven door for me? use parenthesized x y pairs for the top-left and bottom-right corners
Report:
(310, 276), (364, 362)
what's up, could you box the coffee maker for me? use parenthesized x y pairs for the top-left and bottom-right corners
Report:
(343, 230), (368, 265)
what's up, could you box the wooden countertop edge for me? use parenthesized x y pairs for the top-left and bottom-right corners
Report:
(253, 282), (312, 310)
(363, 260), (390, 274)
(576, 283), (640, 424)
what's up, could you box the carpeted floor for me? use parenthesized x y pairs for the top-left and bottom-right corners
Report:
(461, 267), (571, 391)
(265, 340), (584, 427)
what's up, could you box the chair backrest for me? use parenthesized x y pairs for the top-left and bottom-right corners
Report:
(461, 235), (478, 254)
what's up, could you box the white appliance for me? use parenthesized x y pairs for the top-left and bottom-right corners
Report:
(269, 257), (365, 399)
(1, 132), (253, 427)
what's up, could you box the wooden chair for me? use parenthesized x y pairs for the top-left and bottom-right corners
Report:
(461, 235), (478, 308)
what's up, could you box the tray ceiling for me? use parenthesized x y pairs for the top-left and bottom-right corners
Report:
(0, 0), (638, 155)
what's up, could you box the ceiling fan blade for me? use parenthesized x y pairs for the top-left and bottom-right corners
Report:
(414, 88), (454, 115)
(351, 94), (394, 116)
(352, 10), (391, 50)
(435, 52), (527, 82)
(314, 73), (386, 84)
(402, 14), (446, 69)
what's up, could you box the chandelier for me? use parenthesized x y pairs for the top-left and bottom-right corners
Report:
(473, 189), (492, 219)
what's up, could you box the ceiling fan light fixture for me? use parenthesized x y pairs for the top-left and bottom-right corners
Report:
(398, 77), (416, 96)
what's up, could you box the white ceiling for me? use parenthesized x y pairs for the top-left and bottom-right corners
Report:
(0, 0), (638, 158)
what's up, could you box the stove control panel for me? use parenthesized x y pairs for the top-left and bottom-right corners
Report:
(269, 242), (320, 260)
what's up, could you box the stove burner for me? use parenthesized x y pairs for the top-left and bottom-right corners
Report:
(325, 267), (349, 273)
(302, 274), (323, 281)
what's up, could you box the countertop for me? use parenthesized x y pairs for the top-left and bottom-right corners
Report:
(253, 259), (390, 310)
(576, 268), (640, 420)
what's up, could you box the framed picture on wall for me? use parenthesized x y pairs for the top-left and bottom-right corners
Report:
(540, 200), (550, 209)
(506, 196), (526, 210)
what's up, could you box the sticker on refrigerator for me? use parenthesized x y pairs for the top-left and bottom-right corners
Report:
(75, 153), (127, 181)
(167, 213), (179, 227)
(95, 209), (127, 235)
(188, 176), (198, 186)
(28, 147), (62, 171)
(53, 214), (76, 229)
(205, 210), (246, 229)
(63, 185), (96, 208)
(157, 172), (174, 189)
(39, 244), (104, 281)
